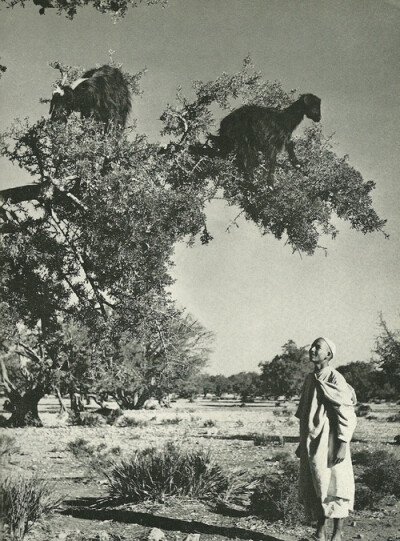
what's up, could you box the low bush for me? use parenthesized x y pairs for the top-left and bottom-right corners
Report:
(161, 417), (182, 425)
(273, 407), (292, 417)
(203, 419), (217, 427)
(67, 438), (121, 475)
(249, 453), (304, 525)
(68, 411), (106, 427)
(361, 451), (400, 497)
(387, 412), (400, 422)
(352, 448), (400, 509)
(354, 484), (382, 510)
(355, 404), (372, 417)
(253, 433), (284, 446)
(106, 442), (231, 503)
(0, 434), (19, 461)
(117, 416), (148, 428)
(104, 409), (123, 425)
(0, 475), (62, 540)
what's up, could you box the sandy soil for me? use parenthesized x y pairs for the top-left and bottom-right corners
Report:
(1, 397), (399, 541)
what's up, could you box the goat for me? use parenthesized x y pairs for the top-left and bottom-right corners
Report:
(49, 65), (131, 130)
(213, 94), (321, 186)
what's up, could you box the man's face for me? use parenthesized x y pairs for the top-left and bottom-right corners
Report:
(309, 338), (331, 364)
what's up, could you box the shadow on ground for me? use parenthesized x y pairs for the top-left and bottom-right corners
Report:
(61, 497), (286, 541)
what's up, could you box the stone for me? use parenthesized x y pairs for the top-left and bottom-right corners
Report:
(185, 535), (200, 541)
(147, 527), (165, 541)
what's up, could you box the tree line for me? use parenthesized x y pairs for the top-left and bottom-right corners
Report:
(177, 318), (400, 403)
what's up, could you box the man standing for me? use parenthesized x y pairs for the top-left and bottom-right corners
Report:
(296, 337), (357, 541)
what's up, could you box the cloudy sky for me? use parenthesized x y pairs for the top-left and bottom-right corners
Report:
(0, 0), (399, 374)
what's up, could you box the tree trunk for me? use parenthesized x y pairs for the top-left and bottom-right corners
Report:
(7, 388), (44, 427)
(70, 392), (85, 413)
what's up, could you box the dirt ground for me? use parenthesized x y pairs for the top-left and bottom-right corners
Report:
(1, 397), (400, 541)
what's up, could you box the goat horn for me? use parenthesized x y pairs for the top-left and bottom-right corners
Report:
(70, 77), (89, 90)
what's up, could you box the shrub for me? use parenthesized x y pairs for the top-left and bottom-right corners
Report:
(354, 484), (383, 510)
(355, 404), (372, 417)
(68, 411), (107, 427)
(0, 475), (62, 540)
(0, 434), (19, 461)
(253, 433), (284, 446)
(161, 417), (182, 425)
(67, 438), (122, 475)
(106, 442), (231, 502)
(361, 451), (400, 497)
(273, 407), (292, 417)
(387, 412), (400, 422)
(104, 409), (123, 425)
(352, 449), (400, 509)
(117, 416), (148, 428)
(250, 453), (304, 525)
(203, 419), (217, 427)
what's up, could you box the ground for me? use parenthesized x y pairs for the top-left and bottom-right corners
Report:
(1, 397), (400, 541)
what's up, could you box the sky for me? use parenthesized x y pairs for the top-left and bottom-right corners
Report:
(0, 0), (399, 374)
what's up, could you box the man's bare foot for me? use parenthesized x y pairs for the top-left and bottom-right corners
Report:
(331, 533), (342, 541)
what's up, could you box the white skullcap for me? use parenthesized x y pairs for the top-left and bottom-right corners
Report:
(321, 337), (336, 359)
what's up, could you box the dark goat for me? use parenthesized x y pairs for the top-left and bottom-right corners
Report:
(214, 94), (321, 186)
(49, 65), (131, 130)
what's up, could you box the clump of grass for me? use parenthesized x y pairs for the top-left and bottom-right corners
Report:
(387, 412), (400, 422)
(253, 433), (284, 446)
(161, 416), (182, 425)
(253, 433), (270, 446)
(106, 442), (231, 503)
(203, 419), (217, 427)
(67, 438), (121, 475)
(0, 475), (62, 540)
(118, 416), (148, 428)
(273, 407), (292, 417)
(250, 453), (304, 525)
(0, 434), (19, 462)
(68, 411), (106, 427)
(235, 419), (244, 428)
(104, 409), (123, 425)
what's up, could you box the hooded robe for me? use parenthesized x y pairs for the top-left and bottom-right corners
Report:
(295, 365), (357, 519)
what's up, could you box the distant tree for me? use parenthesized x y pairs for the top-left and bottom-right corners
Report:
(228, 371), (262, 401)
(175, 372), (209, 400)
(259, 340), (309, 398)
(1, 0), (166, 19)
(90, 314), (213, 409)
(336, 361), (383, 402)
(0, 58), (387, 424)
(210, 374), (232, 398)
(373, 314), (400, 397)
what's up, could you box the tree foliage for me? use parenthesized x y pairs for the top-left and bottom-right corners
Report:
(336, 361), (389, 402)
(1, 0), (166, 19)
(0, 58), (387, 423)
(259, 340), (310, 398)
(373, 314), (400, 395)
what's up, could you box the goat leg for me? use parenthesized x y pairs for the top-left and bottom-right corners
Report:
(286, 140), (301, 169)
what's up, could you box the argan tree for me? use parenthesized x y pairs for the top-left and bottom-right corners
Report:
(0, 58), (386, 425)
(1, 0), (166, 19)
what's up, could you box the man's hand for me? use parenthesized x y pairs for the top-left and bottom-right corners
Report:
(334, 441), (347, 464)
